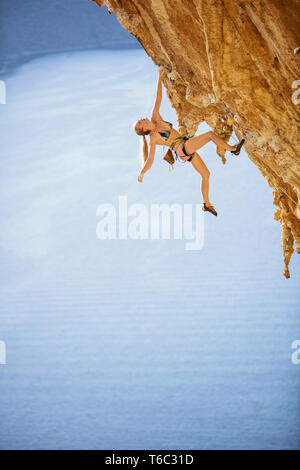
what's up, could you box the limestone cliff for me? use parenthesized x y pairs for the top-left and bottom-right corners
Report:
(93, 0), (300, 277)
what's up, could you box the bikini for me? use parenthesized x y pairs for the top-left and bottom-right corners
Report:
(157, 120), (173, 141)
(156, 120), (195, 163)
(170, 135), (195, 162)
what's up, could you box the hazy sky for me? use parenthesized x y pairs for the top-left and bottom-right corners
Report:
(0, 0), (141, 65)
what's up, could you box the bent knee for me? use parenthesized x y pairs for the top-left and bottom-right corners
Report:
(196, 166), (210, 179)
(192, 153), (210, 177)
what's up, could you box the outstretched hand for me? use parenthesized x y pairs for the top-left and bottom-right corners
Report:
(137, 173), (144, 183)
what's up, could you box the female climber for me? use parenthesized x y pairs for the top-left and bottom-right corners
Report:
(133, 66), (245, 216)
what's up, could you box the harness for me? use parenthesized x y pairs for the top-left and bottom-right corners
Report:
(164, 134), (195, 171)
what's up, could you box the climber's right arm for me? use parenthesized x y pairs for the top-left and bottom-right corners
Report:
(138, 143), (156, 182)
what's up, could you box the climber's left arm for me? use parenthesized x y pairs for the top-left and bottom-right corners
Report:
(151, 67), (164, 121)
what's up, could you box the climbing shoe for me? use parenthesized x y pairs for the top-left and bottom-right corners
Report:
(231, 138), (245, 156)
(202, 203), (218, 216)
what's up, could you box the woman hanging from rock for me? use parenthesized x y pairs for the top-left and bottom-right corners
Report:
(133, 66), (245, 216)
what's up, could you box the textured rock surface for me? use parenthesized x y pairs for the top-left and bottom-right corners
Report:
(93, 0), (300, 277)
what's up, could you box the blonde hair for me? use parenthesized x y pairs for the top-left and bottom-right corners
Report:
(133, 120), (150, 167)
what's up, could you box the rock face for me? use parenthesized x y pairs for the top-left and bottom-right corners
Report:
(93, 0), (300, 277)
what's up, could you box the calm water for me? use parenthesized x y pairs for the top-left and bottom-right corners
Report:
(0, 49), (299, 449)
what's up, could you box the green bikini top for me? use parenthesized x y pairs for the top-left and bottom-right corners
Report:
(157, 120), (173, 141)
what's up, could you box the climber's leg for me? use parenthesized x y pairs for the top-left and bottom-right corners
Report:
(190, 152), (212, 205)
(184, 131), (236, 154)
